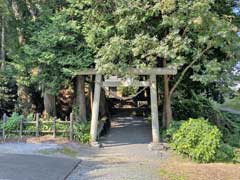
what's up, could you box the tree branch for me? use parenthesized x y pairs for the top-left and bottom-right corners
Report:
(169, 46), (212, 97)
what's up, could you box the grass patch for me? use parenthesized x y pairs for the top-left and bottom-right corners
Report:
(160, 169), (187, 180)
(38, 146), (78, 158)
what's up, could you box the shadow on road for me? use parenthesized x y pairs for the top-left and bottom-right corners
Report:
(101, 116), (152, 147)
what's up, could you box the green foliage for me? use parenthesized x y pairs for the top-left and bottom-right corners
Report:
(1, 112), (23, 135)
(1, 112), (90, 143)
(233, 149), (240, 163)
(168, 118), (240, 163)
(73, 122), (90, 143)
(215, 144), (240, 163)
(216, 143), (235, 162)
(173, 92), (221, 122)
(84, 0), (240, 86)
(0, 67), (17, 116)
(162, 121), (183, 142)
(25, 116), (70, 137)
(216, 112), (240, 148)
(171, 118), (222, 163)
(17, 0), (94, 94)
(172, 92), (240, 148)
(118, 86), (138, 97)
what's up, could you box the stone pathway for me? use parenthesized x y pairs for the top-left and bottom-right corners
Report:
(67, 116), (168, 180)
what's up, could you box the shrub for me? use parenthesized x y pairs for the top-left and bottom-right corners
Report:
(216, 143), (235, 162)
(171, 118), (222, 163)
(1, 112), (23, 136)
(233, 149), (240, 163)
(162, 121), (183, 142)
(219, 112), (240, 148)
(73, 122), (90, 143)
(172, 92), (240, 149)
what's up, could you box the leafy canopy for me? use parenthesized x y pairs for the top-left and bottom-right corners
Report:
(83, 0), (240, 87)
(22, 0), (94, 93)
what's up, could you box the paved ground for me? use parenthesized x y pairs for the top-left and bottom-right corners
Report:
(0, 141), (81, 180)
(0, 154), (80, 180)
(67, 116), (168, 180)
(0, 142), (60, 155)
(0, 115), (166, 180)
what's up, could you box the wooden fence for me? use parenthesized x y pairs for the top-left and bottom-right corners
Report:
(1, 113), (74, 141)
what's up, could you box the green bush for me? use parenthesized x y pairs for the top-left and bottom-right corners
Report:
(172, 92), (240, 148)
(162, 121), (183, 142)
(216, 143), (235, 162)
(1, 112), (23, 136)
(219, 112), (240, 148)
(171, 118), (222, 163)
(233, 149), (240, 163)
(73, 122), (90, 143)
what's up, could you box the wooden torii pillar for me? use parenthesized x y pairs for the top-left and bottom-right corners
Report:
(76, 68), (177, 149)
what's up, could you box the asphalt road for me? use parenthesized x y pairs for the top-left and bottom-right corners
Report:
(0, 154), (80, 180)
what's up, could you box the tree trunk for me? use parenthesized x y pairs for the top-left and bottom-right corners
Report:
(25, 0), (36, 20)
(75, 75), (87, 122)
(1, 16), (5, 70)
(100, 89), (108, 117)
(164, 95), (173, 128)
(18, 86), (33, 115)
(89, 75), (94, 111)
(163, 59), (173, 128)
(43, 90), (56, 117)
(163, 75), (173, 128)
(11, 0), (25, 44)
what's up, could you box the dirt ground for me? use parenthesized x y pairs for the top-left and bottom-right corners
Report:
(159, 153), (240, 180)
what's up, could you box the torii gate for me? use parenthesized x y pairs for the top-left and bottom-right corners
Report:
(76, 68), (177, 150)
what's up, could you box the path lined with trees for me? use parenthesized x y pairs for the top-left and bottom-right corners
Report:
(0, 0), (240, 175)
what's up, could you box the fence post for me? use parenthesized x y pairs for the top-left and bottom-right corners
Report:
(53, 117), (56, 138)
(36, 113), (39, 137)
(2, 113), (7, 141)
(19, 118), (23, 139)
(70, 113), (73, 141)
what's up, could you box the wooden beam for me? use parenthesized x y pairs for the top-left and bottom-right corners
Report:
(102, 80), (150, 87)
(129, 68), (177, 75)
(75, 68), (177, 75)
(76, 69), (97, 75)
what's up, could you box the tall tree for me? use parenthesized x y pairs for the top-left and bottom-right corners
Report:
(22, 0), (94, 118)
(83, 0), (240, 128)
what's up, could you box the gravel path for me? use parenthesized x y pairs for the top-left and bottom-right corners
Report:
(67, 116), (168, 180)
